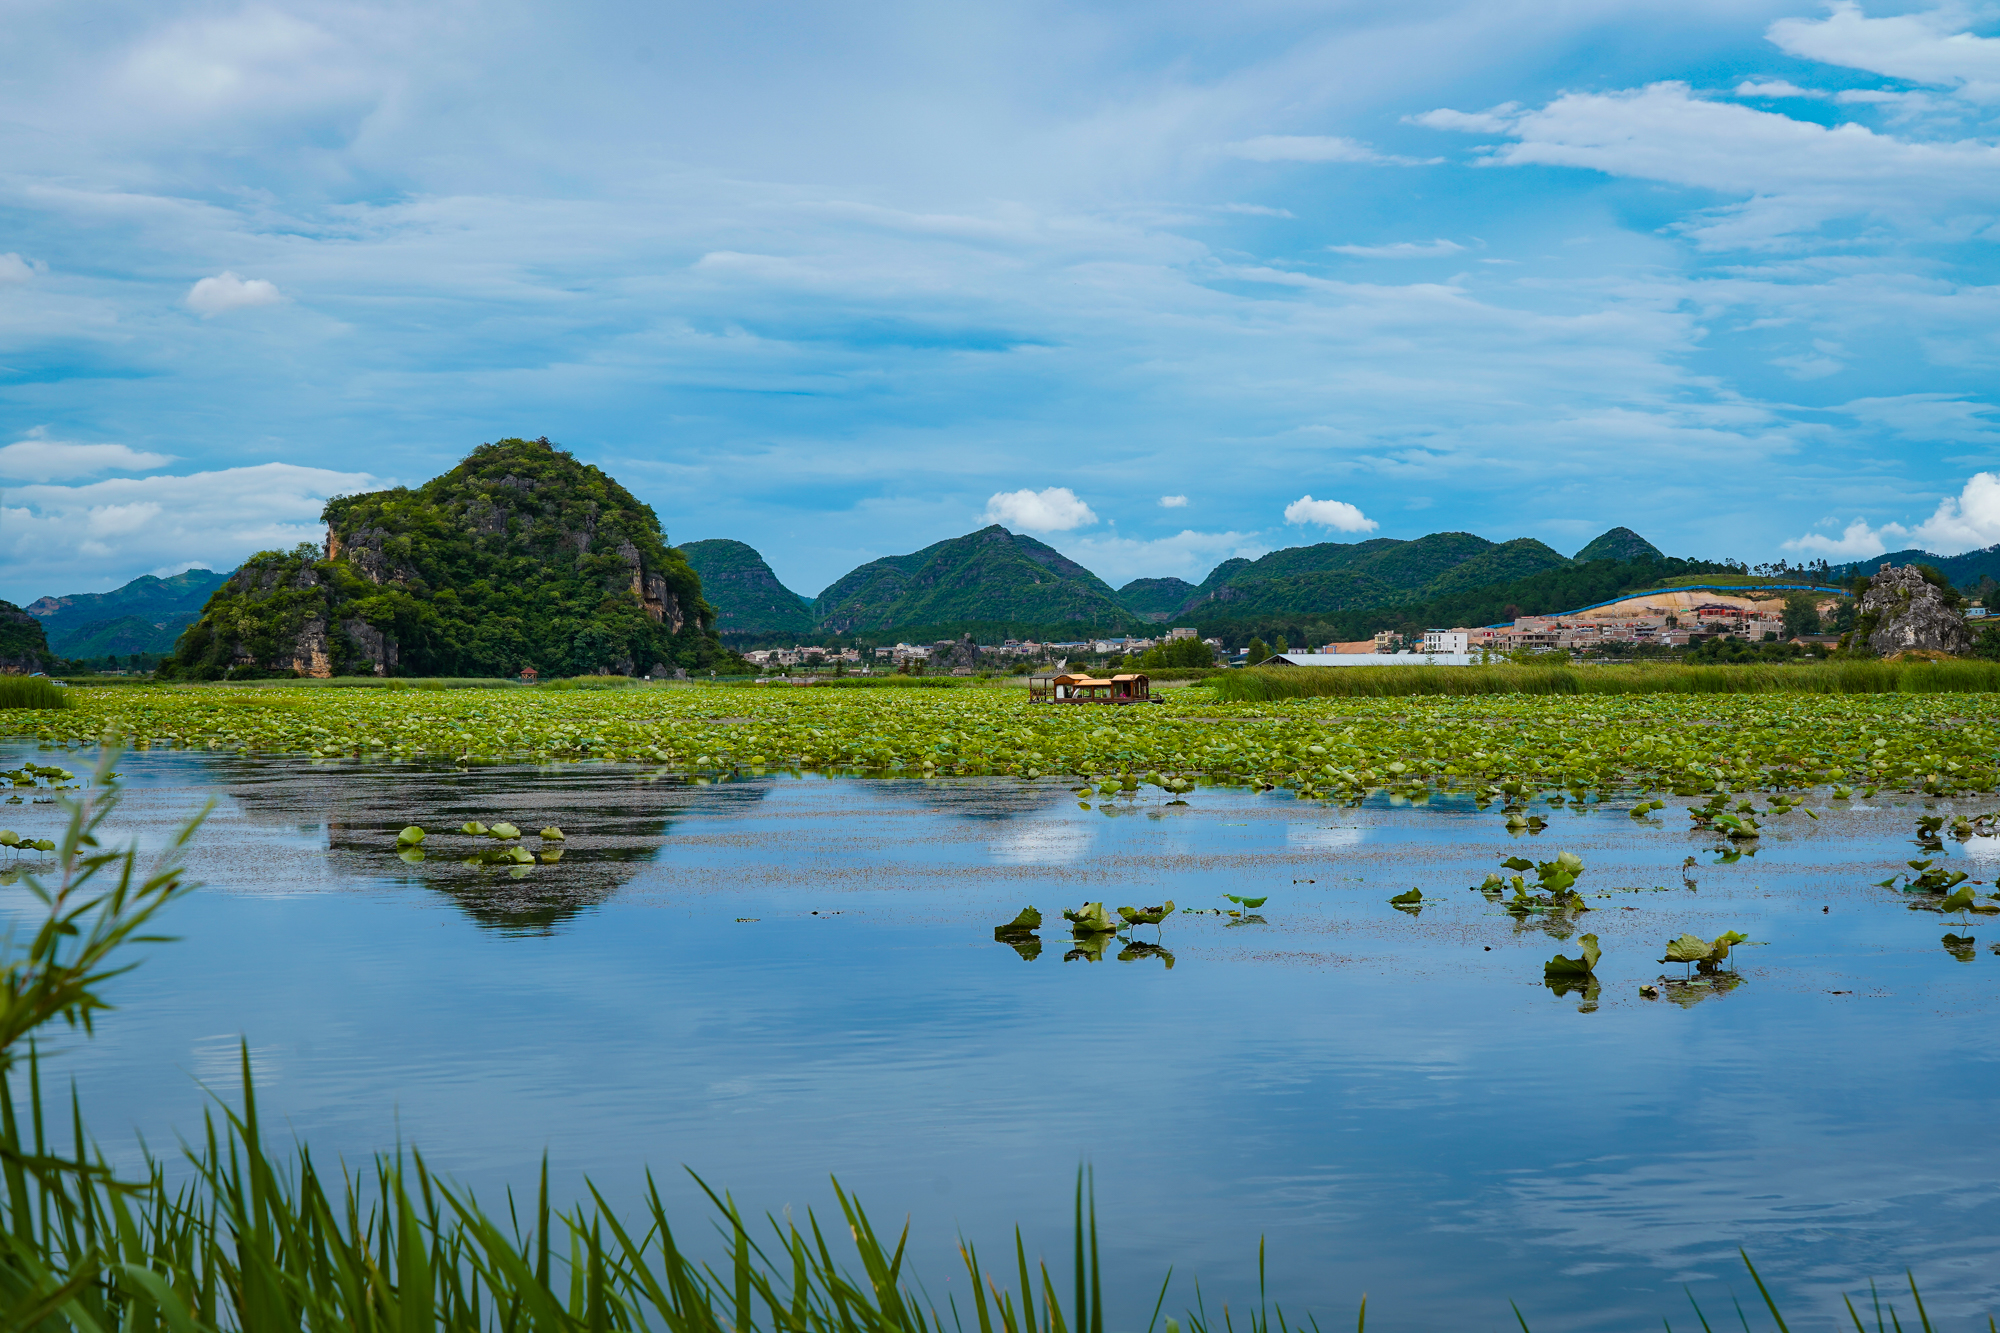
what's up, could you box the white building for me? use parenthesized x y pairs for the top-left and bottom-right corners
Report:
(1422, 629), (1470, 653)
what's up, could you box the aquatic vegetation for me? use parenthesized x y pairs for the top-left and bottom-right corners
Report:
(0, 675), (70, 710)
(1116, 901), (1175, 935)
(8, 687), (2000, 812)
(0, 830), (58, 853)
(1388, 887), (1422, 905)
(1544, 932), (1601, 978)
(395, 825), (425, 846)
(994, 907), (1044, 959)
(1662, 930), (1750, 972)
(1063, 902), (1118, 935)
(1224, 894), (1269, 911)
(1874, 857), (1986, 913)
(1942, 932), (1978, 962)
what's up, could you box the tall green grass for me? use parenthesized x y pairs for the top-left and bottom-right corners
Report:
(0, 675), (71, 709)
(1210, 660), (2000, 701)
(0, 758), (1982, 1331)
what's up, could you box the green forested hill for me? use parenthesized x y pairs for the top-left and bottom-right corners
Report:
(815, 525), (1142, 637)
(51, 614), (198, 659)
(0, 602), (54, 673)
(166, 437), (737, 679)
(26, 568), (228, 653)
(678, 539), (816, 638)
(1179, 532), (1573, 619)
(1573, 527), (1664, 563)
(1115, 577), (1197, 620)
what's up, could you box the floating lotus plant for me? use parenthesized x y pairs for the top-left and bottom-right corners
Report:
(1115, 901), (1175, 936)
(1062, 902), (1117, 935)
(1388, 887), (1422, 915)
(1116, 940), (1175, 968)
(0, 830), (57, 853)
(459, 820), (488, 836)
(1628, 799), (1666, 819)
(539, 826), (565, 841)
(396, 825), (426, 846)
(1661, 929), (1749, 974)
(1942, 932), (1977, 963)
(994, 906), (1043, 960)
(1223, 893), (1268, 912)
(1544, 933), (1601, 979)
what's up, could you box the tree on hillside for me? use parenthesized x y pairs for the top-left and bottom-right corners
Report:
(1781, 592), (1822, 638)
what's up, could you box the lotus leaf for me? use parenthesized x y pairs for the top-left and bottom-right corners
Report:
(1062, 902), (1117, 934)
(539, 826), (565, 840)
(396, 826), (426, 846)
(1225, 894), (1269, 910)
(488, 822), (522, 840)
(1388, 888), (1422, 905)
(1545, 933), (1601, 977)
(460, 821), (488, 836)
(999, 906), (1043, 932)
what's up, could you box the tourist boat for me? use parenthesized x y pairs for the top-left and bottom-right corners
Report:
(1027, 671), (1159, 704)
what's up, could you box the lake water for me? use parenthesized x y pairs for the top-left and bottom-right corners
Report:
(4, 742), (1999, 1331)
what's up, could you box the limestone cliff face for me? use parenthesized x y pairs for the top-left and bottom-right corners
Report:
(1859, 564), (1972, 656)
(169, 437), (734, 680)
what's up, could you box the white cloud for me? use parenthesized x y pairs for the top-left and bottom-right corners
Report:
(1407, 106), (1517, 133)
(1, 463), (381, 600)
(1769, 2), (2000, 99)
(1784, 518), (1888, 559)
(185, 271), (283, 316)
(1283, 495), (1378, 532)
(1228, 135), (1436, 166)
(1327, 239), (1465, 258)
(1838, 394), (2000, 445)
(1733, 80), (1825, 99)
(1420, 80), (2000, 247)
(0, 253), (36, 283)
(0, 437), (174, 482)
(983, 486), (1098, 532)
(1158, 494), (1188, 508)
(1784, 472), (2000, 558)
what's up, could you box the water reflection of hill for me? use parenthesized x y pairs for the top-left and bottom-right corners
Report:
(213, 760), (773, 934)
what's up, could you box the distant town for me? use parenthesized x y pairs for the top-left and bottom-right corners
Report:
(742, 579), (1987, 679)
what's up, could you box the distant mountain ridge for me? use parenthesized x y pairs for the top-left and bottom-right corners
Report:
(1174, 532), (1573, 620)
(1115, 578), (1197, 622)
(677, 539), (816, 637)
(26, 568), (230, 656)
(1832, 544), (2000, 590)
(814, 525), (1142, 636)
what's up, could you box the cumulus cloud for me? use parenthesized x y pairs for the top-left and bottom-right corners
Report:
(1785, 472), (2000, 558)
(1283, 495), (1377, 532)
(983, 486), (1098, 532)
(0, 253), (37, 283)
(1769, 2), (2000, 99)
(1228, 135), (1437, 166)
(1158, 494), (1188, 508)
(0, 436), (174, 482)
(1326, 239), (1465, 258)
(185, 271), (283, 316)
(0, 463), (381, 603)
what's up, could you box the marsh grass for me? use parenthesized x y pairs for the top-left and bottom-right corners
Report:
(0, 676), (71, 709)
(0, 758), (1988, 1331)
(1210, 660), (2000, 701)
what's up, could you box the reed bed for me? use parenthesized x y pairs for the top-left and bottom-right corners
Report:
(1211, 659), (2000, 701)
(0, 760), (1981, 1331)
(0, 675), (71, 709)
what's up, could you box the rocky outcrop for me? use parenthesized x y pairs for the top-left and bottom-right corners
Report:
(933, 633), (982, 673)
(340, 618), (399, 676)
(1859, 564), (1972, 656)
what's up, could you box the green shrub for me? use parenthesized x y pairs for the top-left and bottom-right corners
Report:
(1209, 659), (2000, 700)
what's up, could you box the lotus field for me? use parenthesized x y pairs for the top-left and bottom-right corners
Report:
(8, 684), (1997, 803)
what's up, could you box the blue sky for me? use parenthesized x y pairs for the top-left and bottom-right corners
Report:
(4, 0), (2000, 605)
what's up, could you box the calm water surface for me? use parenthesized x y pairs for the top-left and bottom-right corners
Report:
(4, 743), (1998, 1332)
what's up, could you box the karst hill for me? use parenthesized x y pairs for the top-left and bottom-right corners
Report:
(167, 437), (735, 679)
